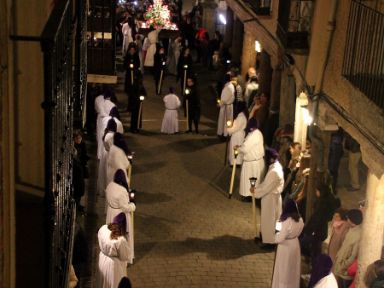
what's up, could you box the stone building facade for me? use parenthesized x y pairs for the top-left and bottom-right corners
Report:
(220, 0), (384, 286)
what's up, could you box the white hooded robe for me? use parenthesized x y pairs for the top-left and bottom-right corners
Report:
(254, 161), (284, 243)
(161, 93), (181, 134)
(217, 82), (234, 136)
(105, 182), (135, 264)
(97, 225), (130, 288)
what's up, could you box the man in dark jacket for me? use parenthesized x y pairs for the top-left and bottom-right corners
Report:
(185, 76), (200, 133)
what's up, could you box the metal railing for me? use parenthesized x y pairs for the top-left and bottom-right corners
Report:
(40, 0), (77, 286)
(342, 0), (384, 109)
(243, 0), (272, 16)
(74, 0), (88, 127)
(277, 0), (313, 49)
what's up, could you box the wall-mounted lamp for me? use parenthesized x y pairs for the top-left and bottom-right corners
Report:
(302, 107), (313, 125)
(255, 40), (262, 53)
(219, 14), (227, 25)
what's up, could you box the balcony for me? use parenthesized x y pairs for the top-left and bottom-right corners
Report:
(342, 0), (384, 109)
(277, 0), (313, 50)
(243, 0), (272, 16)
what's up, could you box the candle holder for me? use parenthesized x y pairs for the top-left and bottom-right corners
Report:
(249, 177), (257, 187)
(226, 120), (233, 128)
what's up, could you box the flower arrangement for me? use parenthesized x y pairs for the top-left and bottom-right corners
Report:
(144, 0), (178, 30)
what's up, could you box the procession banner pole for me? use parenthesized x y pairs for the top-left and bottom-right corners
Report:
(228, 148), (238, 199)
(249, 177), (259, 240)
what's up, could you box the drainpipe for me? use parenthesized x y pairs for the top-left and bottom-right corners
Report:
(306, 0), (339, 220)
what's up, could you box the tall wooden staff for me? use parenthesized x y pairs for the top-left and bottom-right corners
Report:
(228, 147), (239, 199)
(129, 189), (135, 254)
(224, 119), (232, 166)
(185, 88), (190, 131)
(129, 63), (134, 85)
(249, 177), (259, 240)
(157, 61), (166, 95)
(138, 96), (145, 130)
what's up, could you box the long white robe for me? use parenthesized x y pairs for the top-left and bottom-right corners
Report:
(167, 39), (181, 75)
(238, 129), (265, 197)
(97, 225), (130, 288)
(272, 217), (304, 288)
(122, 23), (133, 57)
(105, 182), (135, 264)
(254, 161), (284, 243)
(161, 93), (181, 134)
(143, 29), (159, 67)
(97, 132), (114, 196)
(106, 145), (131, 187)
(227, 112), (247, 165)
(96, 98), (116, 159)
(313, 273), (338, 288)
(217, 83), (235, 136)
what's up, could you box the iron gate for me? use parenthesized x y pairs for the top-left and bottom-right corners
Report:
(41, 0), (78, 286)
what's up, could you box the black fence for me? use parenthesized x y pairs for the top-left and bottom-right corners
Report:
(342, 0), (384, 109)
(40, 0), (77, 286)
(277, 0), (313, 49)
(243, 0), (272, 16)
(74, 0), (88, 127)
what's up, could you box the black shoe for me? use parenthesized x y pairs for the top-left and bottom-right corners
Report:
(186, 130), (192, 133)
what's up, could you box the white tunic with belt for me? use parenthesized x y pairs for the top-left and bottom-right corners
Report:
(238, 129), (265, 197)
(105, 182), (135, 264)
(227, 112), (247, 165)
(161, 93), (181, 134)
(272, 217), (304, 288)
(143, 29), (159, 67)
(254, 161), (284, 243)
(97, 225), (130, 288)
(217, 83), (234, 136)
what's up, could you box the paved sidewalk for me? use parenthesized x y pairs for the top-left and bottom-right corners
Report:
(80, 65), (275, 288)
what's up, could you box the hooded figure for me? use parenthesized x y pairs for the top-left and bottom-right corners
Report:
(271, 199), (304, 288)
(217, 76), (235, 137)
(252, 148), (284, 244)
(97, 213), (130, 288)
(161, 87), (181, 134)
(106, 133), (131, 186)
(95, 87), (117, 159)
(97, 119), (118, 196)
(238, 118), (265, 198)
(98, 107), (124, 160)
(308, 254), (338, 288)
(105, 170), (136, 264)
(227, 101), (248, 165)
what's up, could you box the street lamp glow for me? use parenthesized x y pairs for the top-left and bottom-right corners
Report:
(133, 1), (138, 5)
(219, 14), (227, 25)
(255, 40), (262, 52)
(139, 95), (145, 101)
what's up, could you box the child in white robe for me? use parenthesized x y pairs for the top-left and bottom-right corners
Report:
(161, 87), (181, 134)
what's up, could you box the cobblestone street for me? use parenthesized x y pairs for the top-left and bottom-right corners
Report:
(80, 66), (275, 288)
